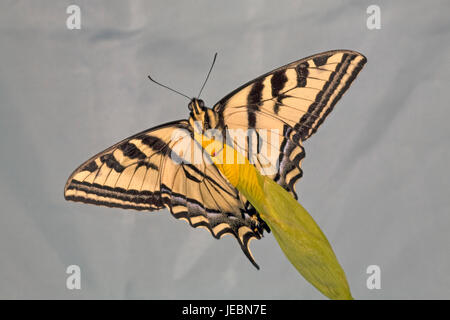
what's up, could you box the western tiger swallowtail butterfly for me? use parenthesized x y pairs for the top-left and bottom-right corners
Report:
(64, 50), (366, 269)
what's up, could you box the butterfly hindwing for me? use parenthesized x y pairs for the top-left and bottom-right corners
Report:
(213, 50), (367, 198)
(157, 127), (264, 267)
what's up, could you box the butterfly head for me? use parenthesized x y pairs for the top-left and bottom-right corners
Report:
(188, 98), (218, 130)
(188, 98), (205, 115)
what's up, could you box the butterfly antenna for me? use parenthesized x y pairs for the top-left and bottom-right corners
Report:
(147, 75), (191, 101)
(197, 52), (218, 98)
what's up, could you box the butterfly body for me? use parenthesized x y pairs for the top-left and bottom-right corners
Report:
(65, 50), (367, 269)
(188, 98), (219, 131)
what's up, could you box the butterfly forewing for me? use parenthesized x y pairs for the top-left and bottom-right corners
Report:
(65, 121), (185, 210)
(213, 50), (367, 198)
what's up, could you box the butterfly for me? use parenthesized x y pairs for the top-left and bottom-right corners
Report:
(64, 50), (367, 269)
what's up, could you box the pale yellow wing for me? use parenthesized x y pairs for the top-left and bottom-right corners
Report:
(64, 120), (266, 268)
(214, 50), (367, 198)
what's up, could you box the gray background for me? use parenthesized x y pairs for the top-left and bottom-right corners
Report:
(0, 0), (449, 299)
